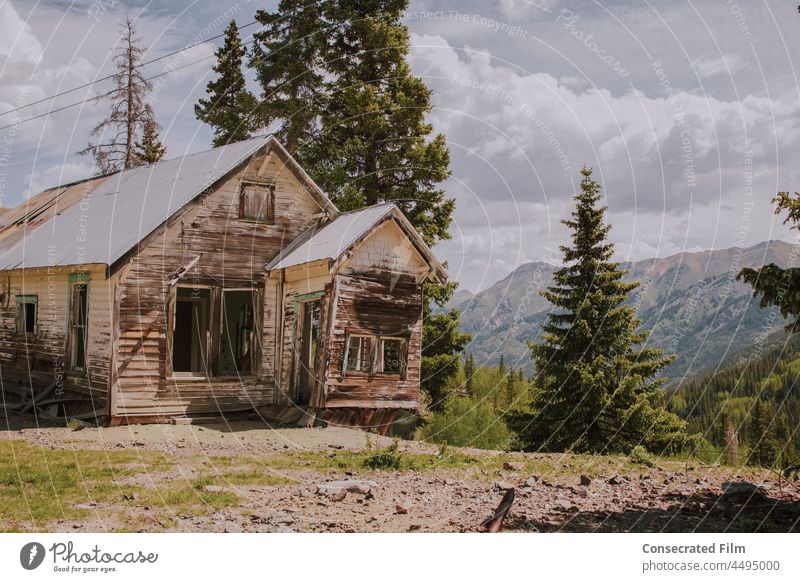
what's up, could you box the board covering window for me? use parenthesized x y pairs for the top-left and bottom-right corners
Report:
(15, 295), (37, 334)
(240, 183), (274, 222)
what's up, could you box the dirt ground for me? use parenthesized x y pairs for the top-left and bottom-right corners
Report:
(2, 412), (799, 533)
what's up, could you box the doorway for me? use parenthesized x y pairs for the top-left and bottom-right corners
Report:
(172, 287), (210, 375)
(219, 290), (255, 375)
(297, 300), (320, 405)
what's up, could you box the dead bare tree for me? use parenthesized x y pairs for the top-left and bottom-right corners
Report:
(80, 15), (160, 173)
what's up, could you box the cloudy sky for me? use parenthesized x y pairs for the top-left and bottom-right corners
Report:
(1, 0), (799, 292)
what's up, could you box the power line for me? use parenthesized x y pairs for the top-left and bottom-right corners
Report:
(0, 47), (247, 132)
(0, 20), (259, 120)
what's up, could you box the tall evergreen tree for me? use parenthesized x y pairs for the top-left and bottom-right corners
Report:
(249, 1), (326, 153)
(506, 366), (515, 409)
(134, 115), (166, 164)
(80, 16), (157, 172)
(521, 167), (687, 454)
(498, 355), (506, 378)
(464, 352), (475, 396)
(749, 400), (779, 467)
(195, 20), (257, 147)
(300, 0), (453, 245)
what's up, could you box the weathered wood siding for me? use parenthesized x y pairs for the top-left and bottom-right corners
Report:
(112, 147), (325, 419)
(0, 264), (112, 411)
(324, 272), (423, 409)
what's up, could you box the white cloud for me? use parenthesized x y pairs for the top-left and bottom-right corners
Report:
(0, 3), (43, 64)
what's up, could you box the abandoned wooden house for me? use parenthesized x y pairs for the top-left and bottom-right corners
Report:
(0, 135), (446, 432)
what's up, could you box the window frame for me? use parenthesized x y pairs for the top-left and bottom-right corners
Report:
(67, 280), (89, 372)
(343, 334), (375, 374)
(378, 336), (407, 378)
(15, 295), (38, 336)
(239, 181), (275, 224)
(167, 285), (261, 381)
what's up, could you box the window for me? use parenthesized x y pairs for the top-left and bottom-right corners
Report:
(344, 335), (373, 372)
(380, 338), (406, 375)
(69, 283), (88, 370)
(169, 286), (261, 378)
(240, 183), (274, 222)
(15, 295), (37, 334)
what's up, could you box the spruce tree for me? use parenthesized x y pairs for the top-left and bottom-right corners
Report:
(498, 355), (506, 378)
(300, 0), (453, 245)
(134, 115), (166, 164)
(195, 20), (257, 147)
(522, 167), (686, 454)
(249, 1), (326, 153)
(506, 366), (515, 409)
(749, 400), (779, 467)
(464, 353), (475, 397)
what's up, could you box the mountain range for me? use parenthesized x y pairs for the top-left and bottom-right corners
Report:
(449, 240), (797, 382)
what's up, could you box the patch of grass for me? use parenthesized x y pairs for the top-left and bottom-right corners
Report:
(629, 445), (656, 467)
(0, 440), (167, 530)
(192, 469), (294, 489)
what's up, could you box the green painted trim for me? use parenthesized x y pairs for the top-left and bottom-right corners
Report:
(15, 294), (38, 304)
(68, 272), (91, 284)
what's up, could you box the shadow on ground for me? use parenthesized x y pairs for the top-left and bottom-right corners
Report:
(507, 489), (800, 533)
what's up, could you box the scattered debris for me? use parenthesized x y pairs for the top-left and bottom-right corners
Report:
(395, 500), (413, 514)
(481, 487), (515, 532)
(503, 461), (524, 471)
(317, 479), (378, 496)
(580, 474), (592, 486)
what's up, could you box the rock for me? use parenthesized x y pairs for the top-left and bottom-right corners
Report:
(276, 525), (295, 533)
(494, 481), (515, 491)
(203, 485), (224, 493)
(503, 461), (524, 471)
(580, 474), (592, 486)
(525, 476), (539, 487)
(330, 489), (347, 502)
(317, 480), (378, 496)
(408, 524), (421, 531)
(608, 476), (622, 485)
(722, 481), (768, 495)
(395, 500), (413, 514)
(555, 498), (573, 511)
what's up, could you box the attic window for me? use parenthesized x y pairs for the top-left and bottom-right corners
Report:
(240, 183), (274, 222)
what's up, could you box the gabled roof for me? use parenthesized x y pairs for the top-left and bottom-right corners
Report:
(0, 135), (336, 271)
(265, 203), (447, 283)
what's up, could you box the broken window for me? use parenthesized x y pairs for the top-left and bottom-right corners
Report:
(69, 283), (88, 370)
(172, 287), (211, 375)
(219, 290), (255, 375)
(15, 295), (37, 334)
(240, 183), (274, 222)
(344, 335), (373, 372)
(380, 338), (406, 375)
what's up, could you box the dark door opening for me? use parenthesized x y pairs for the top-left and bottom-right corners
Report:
(219, 290), (255, 375)
(172, 287), (210, 375)
(297, 300), (320, 405)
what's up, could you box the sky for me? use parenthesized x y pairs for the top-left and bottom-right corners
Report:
(1, 0), (799, 292)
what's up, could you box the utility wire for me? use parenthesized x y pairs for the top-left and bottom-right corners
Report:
(0, 20), (259, 119)
(0, 45), (252, 132)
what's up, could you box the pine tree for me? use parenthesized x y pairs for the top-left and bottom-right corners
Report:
(249, 1), (326, 153)
(749, 400), (779, 467)
(498, 355), (506, 379)
(195, 20), (257, 147)
(522, 167), (686, 454)
(464, 353), (475, 396)
(299, 0), (453, 246)
(80, 16), (157, 173)
(134, 115), (166, 164)
(506, 367), (515, 409)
